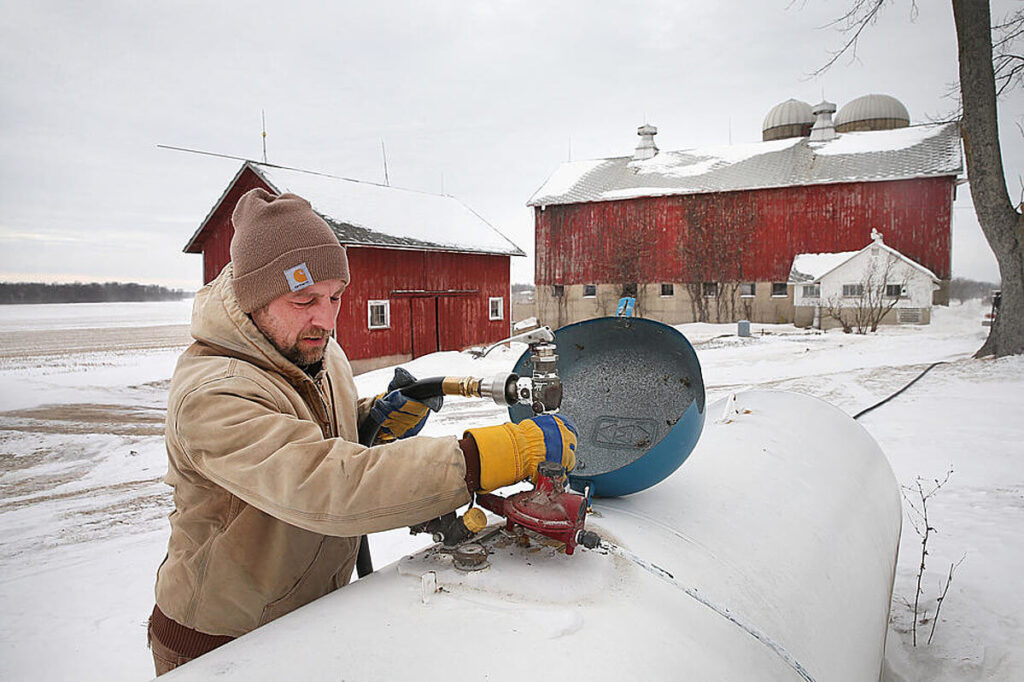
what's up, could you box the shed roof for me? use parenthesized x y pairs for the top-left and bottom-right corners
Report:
(527, 122), (961, 207)
(790, 240), (940, 284)
(187, 162), (524, 257)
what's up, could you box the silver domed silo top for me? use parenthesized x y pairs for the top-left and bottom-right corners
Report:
(835, 93), (910, 132)
(762, 98), (814, 141)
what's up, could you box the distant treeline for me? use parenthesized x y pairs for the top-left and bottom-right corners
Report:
(0, 281), (191, 305)
(949, 277), (1000, 303)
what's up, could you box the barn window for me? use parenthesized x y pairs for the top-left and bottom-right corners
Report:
(622, 283), (638, 297)
(702, 282), (718, 298)
(842, 284), (865, 298)
(740, 282), (756, 297)
(489, 297), (504, 320)
(885, 284), (906, 298)
(552, 284), (564, 298)
(802, 284), (820, 298)
(368, 300), (390, 329)
(583, 284), (597, 298)
(661, 283), (674, 297)
(771, 282), (788, 297)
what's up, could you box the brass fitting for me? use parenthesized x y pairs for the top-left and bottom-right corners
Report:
(441, 376), (481, 398)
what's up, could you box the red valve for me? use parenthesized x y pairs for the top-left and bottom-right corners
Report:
(476, 462), (598, 555)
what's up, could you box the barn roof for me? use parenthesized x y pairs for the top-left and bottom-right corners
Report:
(527, 122), (961, 207)
(187, 162), (525, 257)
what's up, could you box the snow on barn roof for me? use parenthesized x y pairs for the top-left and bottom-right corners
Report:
(790, 236), (940, 284)
(251, 164), (525, 256)
(527, 122), (961, 207)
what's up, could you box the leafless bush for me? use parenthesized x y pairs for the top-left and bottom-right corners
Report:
(901, 466), (964, 646)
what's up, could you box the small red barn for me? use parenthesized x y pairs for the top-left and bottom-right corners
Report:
(185, 162), (525, 374)
(527, 101), (963, 328)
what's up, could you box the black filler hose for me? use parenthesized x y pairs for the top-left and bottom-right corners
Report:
(852, 361), (947, 420)
(355, 377), (451, 578)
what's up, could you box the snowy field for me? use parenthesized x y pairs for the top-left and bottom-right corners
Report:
(0, 299), (1021, 681)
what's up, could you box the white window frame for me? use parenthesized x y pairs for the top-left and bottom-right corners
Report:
(368, 299), (390, 329)
(583, 284), (597, 298)
(702, 282), (718, 298)
(802, 284), (820, 298)
(842, 284), (865, 298)
(885, 284), (906, 298)
(771, 282), (788, 298)
(660, 283), (674, 297)
(740, 282), (756, 298)
(489, 296), (504, 320)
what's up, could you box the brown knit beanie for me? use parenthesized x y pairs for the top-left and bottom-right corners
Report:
(230, 188), (350, 313)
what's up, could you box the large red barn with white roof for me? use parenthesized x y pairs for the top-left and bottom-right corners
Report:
(184, 162), (524, 374)
(527, 95), (963, 327)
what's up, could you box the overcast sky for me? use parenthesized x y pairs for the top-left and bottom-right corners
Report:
(1, 0), (1020, 288)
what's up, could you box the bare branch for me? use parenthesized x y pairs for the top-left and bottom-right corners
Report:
(810, 0), (888, 76)
(927, 554), (967, 645)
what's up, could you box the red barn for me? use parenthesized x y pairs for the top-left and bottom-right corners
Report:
(184, 162), (525, 374)
(527, 97), (963, 328)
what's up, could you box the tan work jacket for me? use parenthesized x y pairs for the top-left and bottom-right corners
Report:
(154, 266), (470, 637)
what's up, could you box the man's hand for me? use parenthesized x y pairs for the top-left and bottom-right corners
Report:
(370, 368), (442, 443)
(464, 414), (578, 492)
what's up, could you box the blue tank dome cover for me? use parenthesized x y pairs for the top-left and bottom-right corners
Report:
(509, 317), (705, 497)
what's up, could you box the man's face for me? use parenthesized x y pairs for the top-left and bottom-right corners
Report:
(252, 279), (345, 367)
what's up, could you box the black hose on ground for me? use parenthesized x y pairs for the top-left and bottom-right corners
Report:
(852, 361), (947, 420)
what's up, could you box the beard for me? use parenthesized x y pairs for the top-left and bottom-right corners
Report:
(252, 309), (331, 368)
(277, 330), (330, 367)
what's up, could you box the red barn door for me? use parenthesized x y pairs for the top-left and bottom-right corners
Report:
(410, 297), (439, 358)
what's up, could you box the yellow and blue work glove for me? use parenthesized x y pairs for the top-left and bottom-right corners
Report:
(465, 414), (578, 492)
(370, 368), (442, 443)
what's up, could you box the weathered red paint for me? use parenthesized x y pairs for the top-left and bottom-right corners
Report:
(339, 247), (510, 360)
(535, 177), (955, 284)
(186, 170), (513, 362)
(184, 167), (273, 282)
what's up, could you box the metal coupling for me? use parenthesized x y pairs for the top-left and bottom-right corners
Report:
(529, 343), (562, 414)
(477, 373), (519, 406)
(441, 376), (481, 399)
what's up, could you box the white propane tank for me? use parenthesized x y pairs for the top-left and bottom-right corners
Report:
(160, 391), (901, 682)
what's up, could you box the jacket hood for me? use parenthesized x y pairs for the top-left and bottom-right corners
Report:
(190, 264), (327, 385)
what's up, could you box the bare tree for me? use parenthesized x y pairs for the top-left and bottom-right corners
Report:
(822, 294), (854, 333)
(956, 2), (1024, 357)
(860, 253), (910, 332)
(814, 0), (1023, 356)
(679, 201), (757, 322)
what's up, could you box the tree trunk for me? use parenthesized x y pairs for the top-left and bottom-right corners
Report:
(953, 0), (1024, 357)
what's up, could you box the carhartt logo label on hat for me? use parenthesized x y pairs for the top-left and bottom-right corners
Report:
(284, 263), (314, 292)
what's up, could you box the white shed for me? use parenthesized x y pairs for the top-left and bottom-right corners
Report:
(790, 230), (939, 331)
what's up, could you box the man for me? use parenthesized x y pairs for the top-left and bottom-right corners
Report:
(148, 188), (576, 674)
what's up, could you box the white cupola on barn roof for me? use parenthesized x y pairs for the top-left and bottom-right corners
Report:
(762, 99), (814, 141)
(633, 123), (659, 160)
(809, 100), (838, 142)
(835, 94), (910, 133)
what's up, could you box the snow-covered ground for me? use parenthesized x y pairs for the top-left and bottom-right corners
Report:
(0, 299), (1020, 680)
